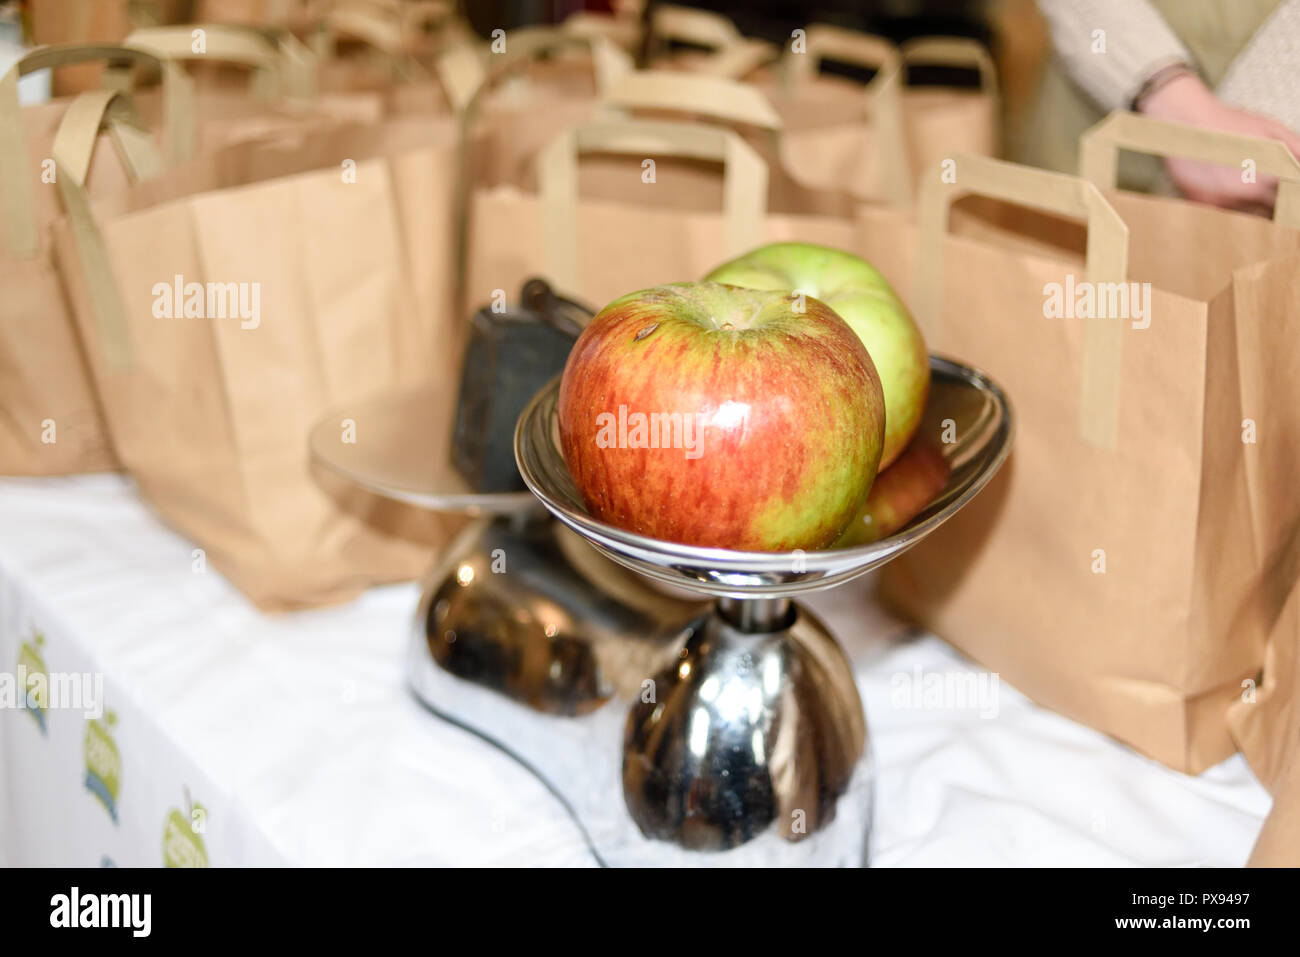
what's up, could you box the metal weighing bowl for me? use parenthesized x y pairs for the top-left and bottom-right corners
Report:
(515, 356), (1014, 599)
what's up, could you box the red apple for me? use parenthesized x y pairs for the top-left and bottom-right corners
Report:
(834, 438), (951, 547)
(704, 242), (929, 469)
(558, 282), (885, 551)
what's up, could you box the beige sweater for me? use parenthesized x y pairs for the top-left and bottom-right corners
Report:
(1037, 0), (1300, 130)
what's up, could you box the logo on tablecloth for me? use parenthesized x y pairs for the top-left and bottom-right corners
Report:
(162, 789), (209, 868)
(83, 710), (122, 824)
(16, 632), (49, 735)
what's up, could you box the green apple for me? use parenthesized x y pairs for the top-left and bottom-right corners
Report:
(704, 242), (928, 469)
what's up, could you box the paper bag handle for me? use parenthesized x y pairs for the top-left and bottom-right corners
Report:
(323, 0), (452, 54)
(646, 1), (776, 80)
(537, 118), (768, 295)
(0, 43), (194, 257)
(481, 26), (634, 98)
(649, 4), (741, 53)
(54, 89), (164, 187)
(313, 2), (450, 82)
(915, 153), (1130, 448)
(53, 90), (166, 371)
(1080, 111), (1300, 227)
(124, 25), (317, 98)
(779, 24), (911, 206)
(601, 70), (782, 131)
(432, 42), (487, 114)
(694, 38), (781, 80)
(783, 24), (899, 84)
(561, 10), (642, 54)
(899, 36), (999, 95)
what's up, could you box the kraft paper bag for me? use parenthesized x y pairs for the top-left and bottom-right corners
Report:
(595, 70), (845, 214)
(465, 115), (876, 319)
(0, 45), (195, 476)
(1087, 117), (1300, 775)
(118, 24), (401, 153)
(462, 26), (634, 191)
(28, 0), (136, 93)
(193, 0), (319, 30)
(1247, 708), (1300, 866)
(593, 69), (920, 311)
(1236, 577), (1300, 840)
(773, 31), (997, 208)
(1227, 243), (1300, 864)
(123, 23), (319, 100)
(880, 118), (1300, 773)
(644, 4), (777, 78)
(652, 24), (998, 208)
(311, 4), (462, 105)
(50, 92), (465, 609)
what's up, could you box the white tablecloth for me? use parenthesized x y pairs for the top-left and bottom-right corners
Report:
(0, 475), (1272, 866)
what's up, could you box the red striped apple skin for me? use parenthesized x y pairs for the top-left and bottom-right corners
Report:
(834, 438), (951, 546)
(705, 242), (929, 470)
(557, 282), (885, 552)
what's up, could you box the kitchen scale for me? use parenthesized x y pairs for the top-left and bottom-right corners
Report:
(308, 357), (1012, 866)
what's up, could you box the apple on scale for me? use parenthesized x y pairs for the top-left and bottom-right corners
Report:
(558, 281), (886, 552)
(705, 242), (929, 469)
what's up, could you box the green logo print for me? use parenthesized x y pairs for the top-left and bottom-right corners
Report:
(83, 710), (122, 824)
(17, 632), (49, 734)
(162, 789), (209, 868)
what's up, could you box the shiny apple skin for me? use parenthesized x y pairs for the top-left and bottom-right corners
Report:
(558, 282), (885, 552)
(834, 438), (951, 547)
(704, 242), (928, 469)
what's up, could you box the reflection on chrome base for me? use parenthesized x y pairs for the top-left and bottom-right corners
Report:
(409, 515), (874, 866)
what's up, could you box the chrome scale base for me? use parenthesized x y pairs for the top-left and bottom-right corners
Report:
(316, 358), (1012, 866)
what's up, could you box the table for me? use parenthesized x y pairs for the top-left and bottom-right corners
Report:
(0, 475), (1272, 866)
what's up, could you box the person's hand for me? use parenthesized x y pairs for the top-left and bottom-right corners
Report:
(1138, 71), (1300, 213)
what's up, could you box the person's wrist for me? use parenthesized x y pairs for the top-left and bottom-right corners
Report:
(1136, 69), (1213, 121)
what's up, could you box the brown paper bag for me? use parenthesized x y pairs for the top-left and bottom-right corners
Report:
(898, 37), (999, 194)
(0, 44), (196, 475)
(561, 9), (642, 55)
(1090, 117), (1300, 777)
(462, 26), (635, 191)
(466, 115), (873, 317)
(881, 120), (1300, 772)
(50, 90), (464, 609)
(123, 23), (318, 101)
(118, 22), (402, 155)
(310, 2), (463, 105)
(193, 0), (324, 32)
(592, 69), (866, 219)
(1248, 718), (1300, 865)
(28, 0), (135, 93)
(1222, 152), (1300, 861)
(649, 23), (998, 208)
(772, 29), (997, 207)
(1225, 248), (1300, 794)
(592, 68), (917, 301)
(645, 3), (776, 78)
